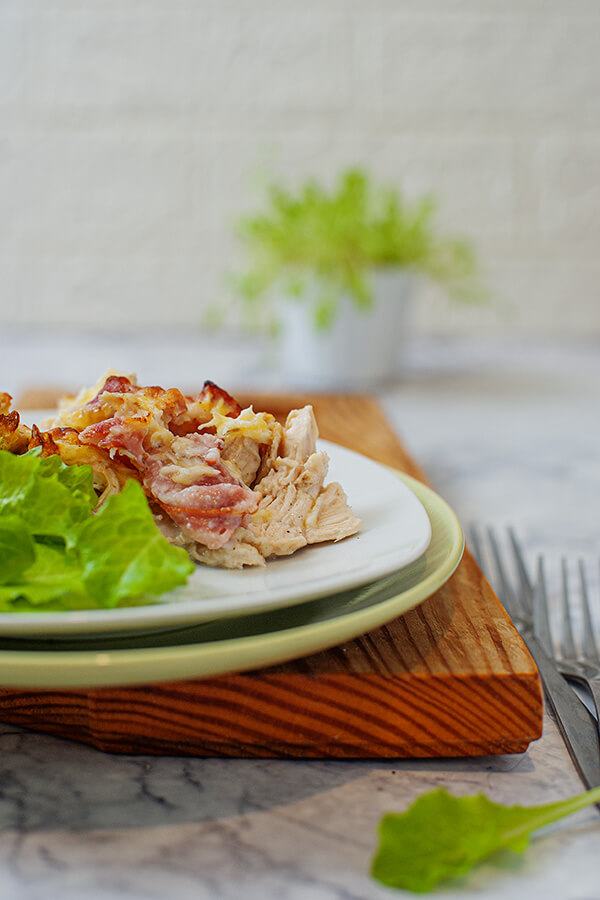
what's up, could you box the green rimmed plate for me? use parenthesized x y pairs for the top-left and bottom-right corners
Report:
(0, 473), (463, 688)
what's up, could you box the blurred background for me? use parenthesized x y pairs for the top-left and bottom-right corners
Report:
(0, 0), (599, 395)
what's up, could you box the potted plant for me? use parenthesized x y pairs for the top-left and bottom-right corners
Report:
(232, 168), (486, 387)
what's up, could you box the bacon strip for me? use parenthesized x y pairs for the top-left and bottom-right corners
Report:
(0, 394), (31, 453)
(199, 380), (242, 417)
(80, 415), (259, 550)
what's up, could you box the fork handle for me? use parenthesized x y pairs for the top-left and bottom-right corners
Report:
(524, 634), (600, 791)
(566, 674), (600, 725)
(589, 678), (600, 724)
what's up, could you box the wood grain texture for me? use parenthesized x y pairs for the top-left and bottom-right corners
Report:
(0, 390), (543, 758)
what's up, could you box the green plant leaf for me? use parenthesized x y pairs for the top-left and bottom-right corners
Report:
(371, 786), (600, 893)
(230, 167), (487, 332)
(312, 293), (338, 331)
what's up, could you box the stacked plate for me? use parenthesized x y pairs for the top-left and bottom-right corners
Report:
(0, 440), (464, 689)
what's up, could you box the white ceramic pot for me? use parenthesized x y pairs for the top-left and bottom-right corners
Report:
(278, 269), (415, 389)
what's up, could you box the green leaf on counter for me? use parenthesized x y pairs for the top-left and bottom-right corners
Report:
(371, 786), (600, 893)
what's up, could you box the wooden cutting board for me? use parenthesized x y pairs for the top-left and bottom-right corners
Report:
(0, 391), (543, 758)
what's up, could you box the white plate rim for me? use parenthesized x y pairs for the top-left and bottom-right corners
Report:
(1, 436), (431, 636)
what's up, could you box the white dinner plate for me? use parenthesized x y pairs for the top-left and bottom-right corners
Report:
(3, 428), (431, 637)
(0, 473), (462, 688)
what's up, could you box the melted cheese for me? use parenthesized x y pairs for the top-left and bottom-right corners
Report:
(203, 406), (275, 443)
(52, 370), (135, 422)
(160, 462), (218, 485)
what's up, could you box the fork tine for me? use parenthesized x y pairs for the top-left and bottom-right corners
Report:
(468, 524), (516, 619)
(533, 556), (553, 657)
(507, 527), (534, 616)
(579, 559), (600, 663)
(559, 557), (576, 659)
(467, 524), (484, 570)
(487, 526), (522, 620)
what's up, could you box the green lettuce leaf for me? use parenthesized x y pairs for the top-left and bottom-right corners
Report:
(0, 449), (96, 543)
(0, 449), (194, 611)
(0, 542), (87, 609)
(371, 786), (600, 893)
(55, 456), (97, 507)
(78, 480), (194, 607)
(0, 517), (36, 583)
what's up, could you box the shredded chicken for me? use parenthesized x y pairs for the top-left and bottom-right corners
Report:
(1, 375), (361, 567)
(281, 406), (318, 461)
(221, 435), (262, 486)
(193, 408), (361, 568)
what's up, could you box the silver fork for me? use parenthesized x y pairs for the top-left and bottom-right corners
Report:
(534, 556), (600, 723)
(469, 524), (600, 790)
(468, 525), (533, 630)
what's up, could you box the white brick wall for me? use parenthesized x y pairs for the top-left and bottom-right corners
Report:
(0, 0), (599, 335)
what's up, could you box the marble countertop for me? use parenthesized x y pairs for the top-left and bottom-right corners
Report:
(0, 333), (599, 900)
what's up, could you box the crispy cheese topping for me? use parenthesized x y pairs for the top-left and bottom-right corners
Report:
(2, 373), (361, 567)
